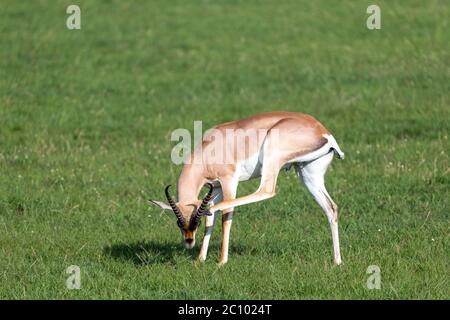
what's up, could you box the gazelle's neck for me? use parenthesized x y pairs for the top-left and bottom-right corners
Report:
(177, 163), (206, 203)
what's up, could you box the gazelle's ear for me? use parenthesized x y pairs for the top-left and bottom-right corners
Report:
(148, 200), (172, 210)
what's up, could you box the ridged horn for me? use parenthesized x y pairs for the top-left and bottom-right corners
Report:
(190, 183), (213, 229)
(165, 185), (185, 227)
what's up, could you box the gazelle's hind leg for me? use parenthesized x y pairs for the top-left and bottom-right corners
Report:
(295, 152), (342, 265)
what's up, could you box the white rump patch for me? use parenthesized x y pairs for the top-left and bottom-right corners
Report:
(288, 134), (344, 163)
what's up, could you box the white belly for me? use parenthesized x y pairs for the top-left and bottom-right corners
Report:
(236, 152), (262, 181)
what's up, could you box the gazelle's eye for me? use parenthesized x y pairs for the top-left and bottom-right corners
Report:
(177, 220), (184, 228)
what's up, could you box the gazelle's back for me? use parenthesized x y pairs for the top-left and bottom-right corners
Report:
(216, 111), (329, 135)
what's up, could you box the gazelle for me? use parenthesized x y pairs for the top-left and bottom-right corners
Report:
(149, 111), (344, 265)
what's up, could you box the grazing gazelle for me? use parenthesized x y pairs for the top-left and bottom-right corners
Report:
(149, 111), (344, 265)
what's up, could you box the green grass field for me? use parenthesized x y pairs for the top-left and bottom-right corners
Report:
(0, 0), (448, 299)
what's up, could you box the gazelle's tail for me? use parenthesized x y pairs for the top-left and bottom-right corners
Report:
(325, 134), (345, 160)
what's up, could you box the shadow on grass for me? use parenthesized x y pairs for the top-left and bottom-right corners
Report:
(103, 240), (251, 266)
(103, 241), (192, 266)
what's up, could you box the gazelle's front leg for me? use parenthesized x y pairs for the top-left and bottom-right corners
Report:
(198, 212), (217, 261)
(218, 177), (238, 266)
(219, 209), (233, 265)
(198, 186), (222, 262)
(209, 163), (281, 215)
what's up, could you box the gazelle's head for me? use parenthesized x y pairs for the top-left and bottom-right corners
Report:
(149, 183), (213, 249)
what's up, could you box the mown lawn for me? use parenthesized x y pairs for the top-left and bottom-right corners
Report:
(0, 0), (448, 299)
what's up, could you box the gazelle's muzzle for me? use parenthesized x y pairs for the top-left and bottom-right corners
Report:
(184, 238), (195, 249)
(182, 229), (196, 249)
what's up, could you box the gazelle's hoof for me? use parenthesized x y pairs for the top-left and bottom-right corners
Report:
(217, 260), (228, 267)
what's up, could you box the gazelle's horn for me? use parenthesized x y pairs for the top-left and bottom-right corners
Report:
(165, 185), (185, 226)
(190, 183), (213, 229)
